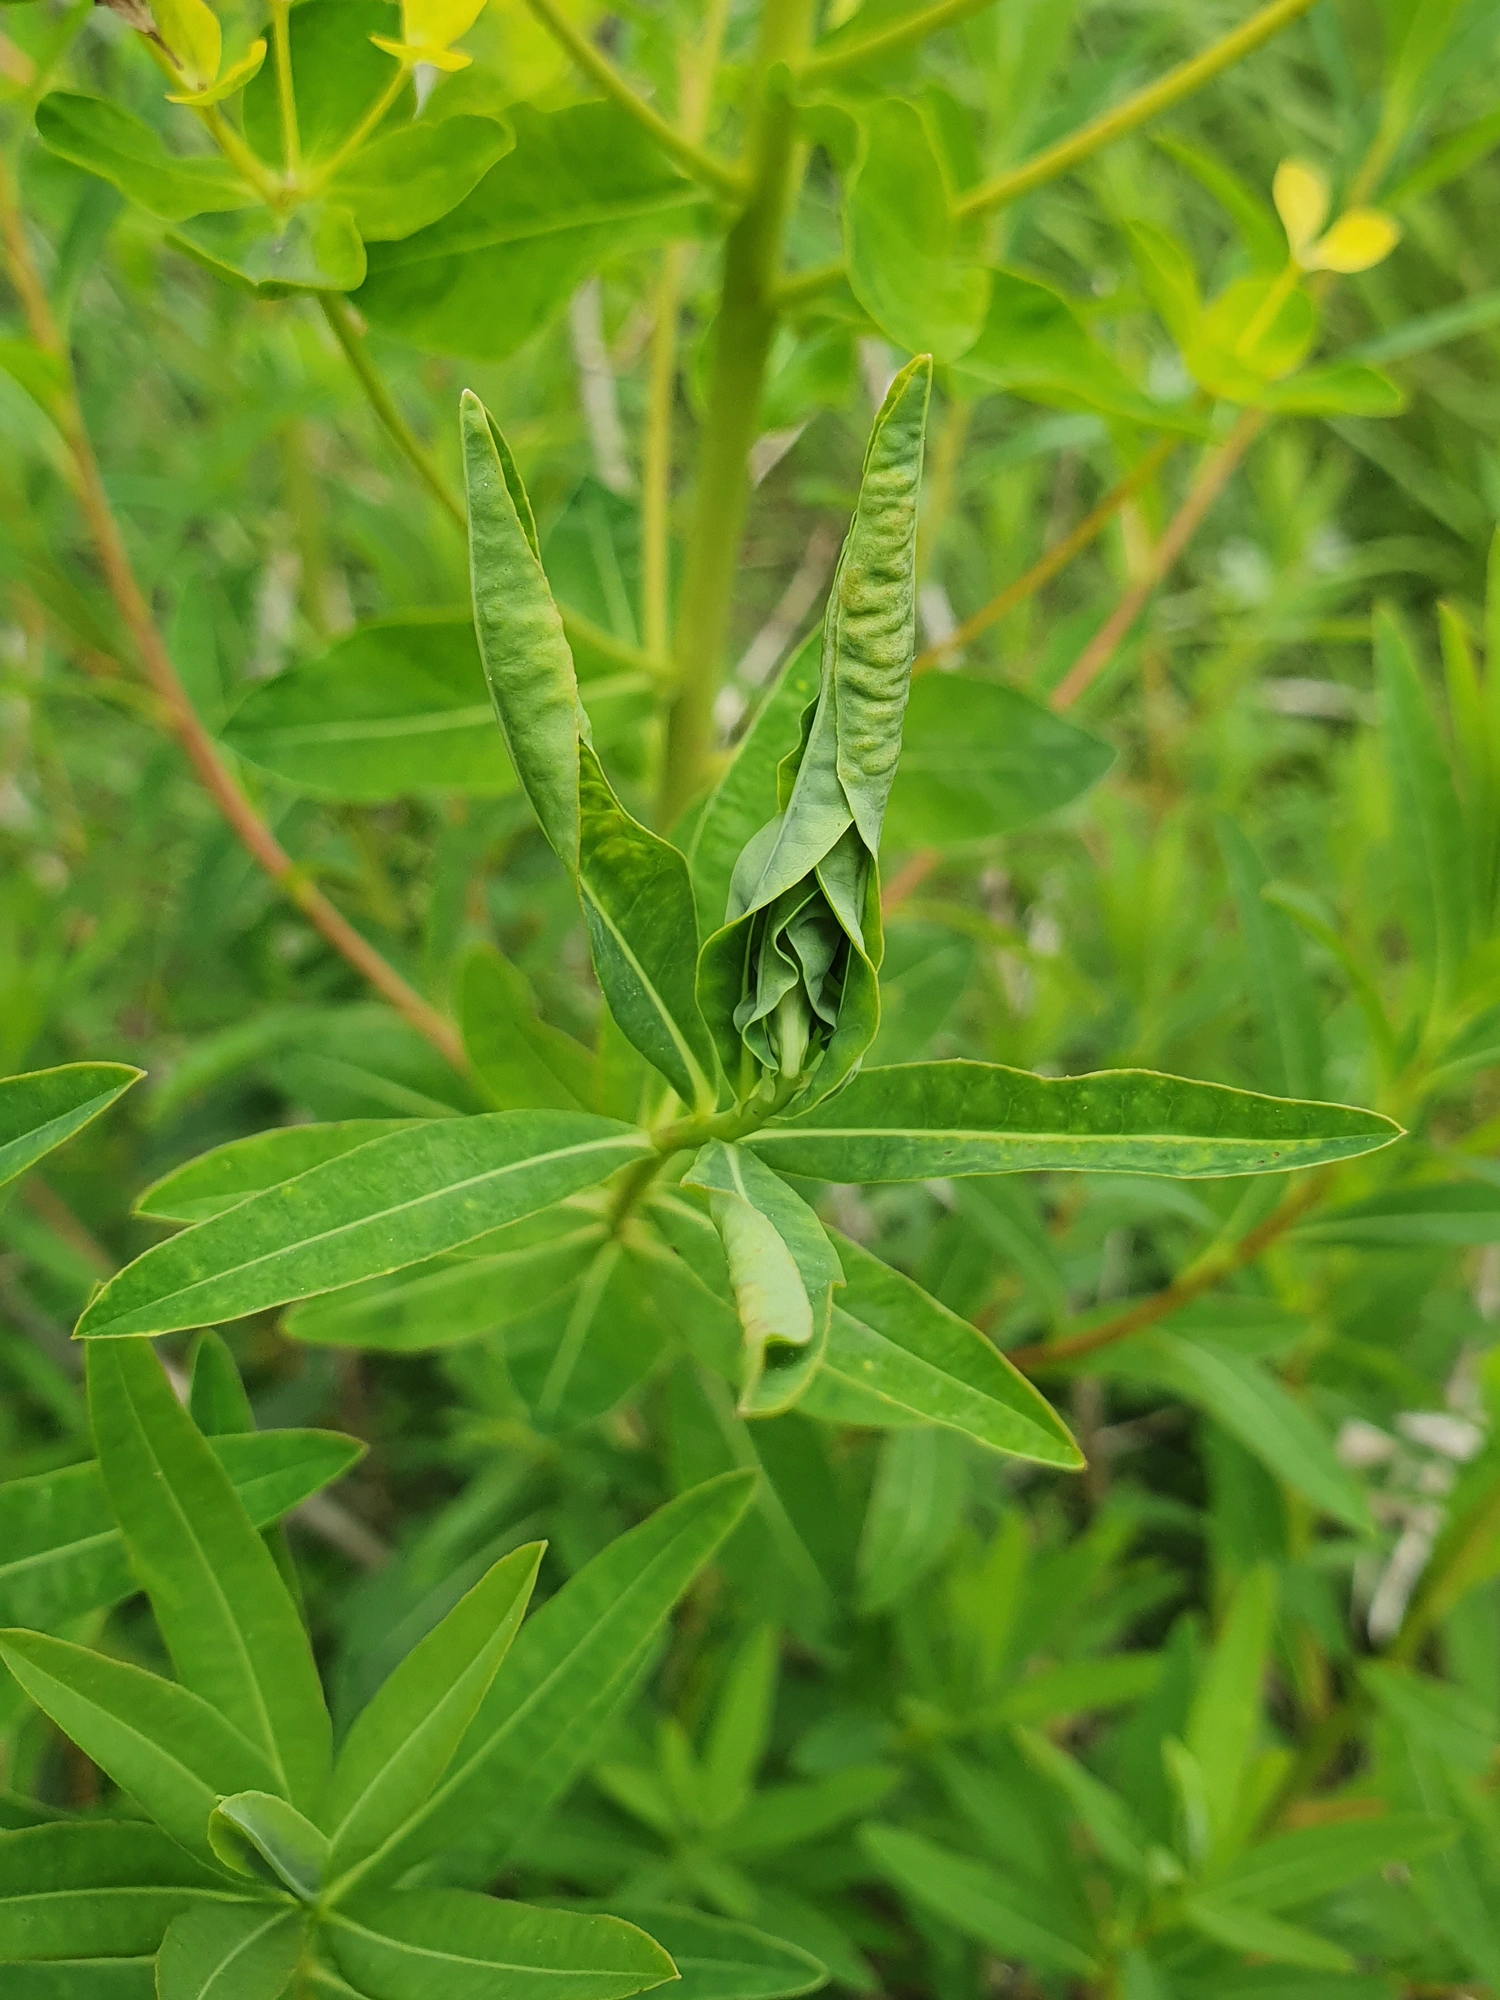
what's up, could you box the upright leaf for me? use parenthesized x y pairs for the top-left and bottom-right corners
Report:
(77, 1113), (649, 1338)
(1216, 817), (1323, 1099)
(747, 1061), (1400, 1181)
(85, 1340), (331, 1812)
(326, 1543), (543, 1891)
(683, 1143), (842, 1414)
(361, 1472), (756, 1889)
(0, 1063), (141, 1192)
(1184, 1563), (1277, 1855)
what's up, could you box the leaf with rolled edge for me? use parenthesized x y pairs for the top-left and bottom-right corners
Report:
(460, 944), (596, 1113)
(207, 1792), (328, 1900)
(156, 1901), (305, 2000)
(0, 1427), (363, 1631)
(33, 93), (255, 222)
(349, 1471), (756, 1890)
(578, 741), (720, 1112)
(798, 1233), (1081, 1467)
(0, 1822), (227, 1960)
(461, 389), (584, 866)
(326, 1544), (542, 1890)
(683, 635), (822, 937)
(135, 1121), (412, 1224)
(607, 1905), (825, 2000)
(328, 1889), (676, 2000)
(746, 1061), (1402, 1182)
(0, 1631), (279, 1863)
(85, 1341), (331, 1813)
(697, 359), (930, 1104)
(76, 1113), (650, 1339)
(0, 1063), (142, 1193)
(285, 1209), (608, 1354)
(683, 1142), (841, 1416)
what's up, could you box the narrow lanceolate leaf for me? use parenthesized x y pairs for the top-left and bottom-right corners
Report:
(1182, 1895), (1352, 1972)
(1217, 815), (1323, 1099)
(861, 1825), (1097, 1977)
(696, 358), (931, 1104)
(1186, 1564), (1277, 1853)
(578, 741), (720, 1113)
(684, 1142), (842, 1415)
(86, 1340), (331, 1813)
(747, 1061), (1401, 1181)
(358, 1472), (756, 1891)
(156, 1902), (306, 2000)
(76, 1113), (650, 1338)
(0, 1427), (363, 1631)
(329, 1889), (676, 2000)
(1218, 1814), (1456, 1910)
(0, 1632), (278, 1864)
(607, 1905), (826, 2000)
(326, 1543), (543, 1892)
(801, 1234), (1081, 1468)
(0, 1062), (141, 1192)
(1376, 605), (1471, 1010)
(461, 389), (584, 866)
(135, 1120), (412, 1223)
(460, 944), (596, 1114)
(0, 1822), (226, 1960)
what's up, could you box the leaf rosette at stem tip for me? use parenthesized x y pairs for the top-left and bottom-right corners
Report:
(698, 354), (933, 1113)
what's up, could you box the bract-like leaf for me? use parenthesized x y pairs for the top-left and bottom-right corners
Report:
(76, 1113), (649, 1338)
(329, 113), (514, 241)
(357, 1472), (756, 1889)
(85, 1341), (331, 1812)
(684, 1143), (841, 1414)
(0, 1821), (225, 1959)
(0, 1428), (362, 1631)
(173, 202), (367, 296)
(800, 1234), (1080, 1467)
(329, 1889), (676, 2000)
(0, 1631), (277, 1863)
(156, 1901), (305, 2000)
(33, 94), (254, 221)
(748, 1061), (1401, 1181)
(326, 1543), (542, 1891)
(0, 1063), (141, 1193)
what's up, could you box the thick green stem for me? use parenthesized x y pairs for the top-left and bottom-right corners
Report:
(657, 0), (816, 825)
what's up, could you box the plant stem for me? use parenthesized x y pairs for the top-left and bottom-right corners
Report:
(320, 291), (465, 532)
(657, 0), (817, 825)
(955, 0), (1321, 221)
(520, 0), (747, 198)
(1049, 409), (1265, 712)
(799, 0), (997, 85)
(197, 101), (285, 205)
(0, 153), (465, 1071)
(310, 63), (408, 187)
(269, 0), (301, 174)
(1008, 1169), (1329, 1373)
(912, 436), (1178, 672)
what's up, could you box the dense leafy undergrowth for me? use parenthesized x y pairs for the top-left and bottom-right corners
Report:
(3, 1), (1500, 1996)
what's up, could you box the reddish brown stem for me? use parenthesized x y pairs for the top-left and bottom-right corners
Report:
(0, 158), (465, 1072)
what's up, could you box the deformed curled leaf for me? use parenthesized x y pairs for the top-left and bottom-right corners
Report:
(697, 357), (932, 1108)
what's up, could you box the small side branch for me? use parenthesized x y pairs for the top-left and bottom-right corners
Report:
(799, 0), (997, 86)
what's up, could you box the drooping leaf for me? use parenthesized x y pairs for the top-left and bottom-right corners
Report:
(33, 94), (254, 222)
(0, 1063), (141, 1193)
(883, 677), (1114, 852)
(326, 1543), (543, 1890)
(155, 1901), (305, 2000)
(85, 1340), (331, 1812)
(801, 1234), (1081, 1467)
(0, 1631), (278, 1863)
(843, 100), (989, 360)
(76, 1114), (650, 1338)
(328, 1889), (676, 2000)
(0, 1427), (363, 1631)
(0, 1822), (225, 1960)
(684, 1142), (842, 1415)
(356, 1472), (756, 1889)
(358, 102), (708, 359)
(747, 1061), (1401, 1181)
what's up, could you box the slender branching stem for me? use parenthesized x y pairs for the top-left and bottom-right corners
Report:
(0, 154), (465, 1070)
(913, 436), (1179, 672)
(799, 0), (997, 85)
(319, 292), (465, 530)
(658, 0), (819, 825)
(269, 0), (301, 174)
(521, 0), (747, 199)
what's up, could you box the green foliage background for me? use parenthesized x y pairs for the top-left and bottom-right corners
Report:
(3, 0), (1500, 1994)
